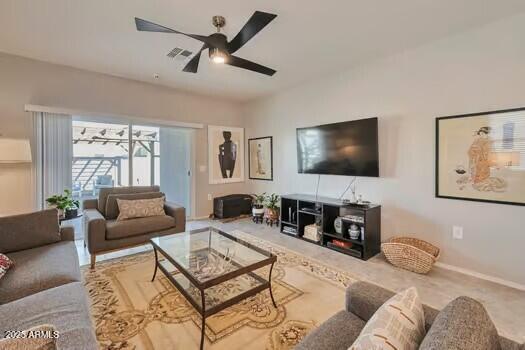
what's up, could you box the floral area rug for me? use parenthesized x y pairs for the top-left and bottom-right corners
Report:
(83, 230), (357, 349)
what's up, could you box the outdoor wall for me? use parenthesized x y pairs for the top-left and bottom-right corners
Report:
(243, 13), (525, 285)
(0, 52), (247, 218)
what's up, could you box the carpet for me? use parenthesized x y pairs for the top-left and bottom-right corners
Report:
(83, 230), (357, 349)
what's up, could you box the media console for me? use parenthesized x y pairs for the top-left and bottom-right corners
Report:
(280, 194), (381, 260)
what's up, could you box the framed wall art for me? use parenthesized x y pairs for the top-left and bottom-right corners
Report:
(248, 136), (273, 181)
(436, 107), (525, 206)
(208, 125), (244, 184)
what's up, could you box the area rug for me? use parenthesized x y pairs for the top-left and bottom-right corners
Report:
(83, 230), (358, 349)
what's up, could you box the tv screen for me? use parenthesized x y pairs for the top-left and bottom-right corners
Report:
(296, 117), (379, 177)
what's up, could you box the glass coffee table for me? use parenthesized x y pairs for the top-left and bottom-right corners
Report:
(150, 227), (277, 349)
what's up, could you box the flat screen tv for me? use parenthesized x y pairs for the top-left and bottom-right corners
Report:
(296, 117), (379, 177)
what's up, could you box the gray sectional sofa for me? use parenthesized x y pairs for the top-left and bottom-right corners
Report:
(83, 185), (186, 268)
(296, 281), (523, 350)
(0, 209), (97, 349)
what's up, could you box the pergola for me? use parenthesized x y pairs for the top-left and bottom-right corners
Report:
(72, 125), (160, 191)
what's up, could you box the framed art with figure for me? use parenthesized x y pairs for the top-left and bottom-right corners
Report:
(208, 125), (244, 184)
(248, 136), (273, 181)
(436, 107), (525, 206)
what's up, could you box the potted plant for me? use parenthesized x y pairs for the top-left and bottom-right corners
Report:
(252, 193), (266, 217)
(265, 193), (280, 221)
(46, 189), (80, 219)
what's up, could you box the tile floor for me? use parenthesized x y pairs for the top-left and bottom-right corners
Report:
(76, 218), (525, 343)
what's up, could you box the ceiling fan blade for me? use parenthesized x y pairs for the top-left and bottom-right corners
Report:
(227, 11), (277, 54)
(135, 17), (178, 33)
(135, 17), (217, 46)
(226, 55), (276, 76)
(182, 44), (208, 73)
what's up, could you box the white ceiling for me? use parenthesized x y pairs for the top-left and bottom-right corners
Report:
(1, 0), (525, 101)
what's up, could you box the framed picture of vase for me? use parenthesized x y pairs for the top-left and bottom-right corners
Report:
(208, 125), (244, 184)
(436, 107), (525, 206)
(248, 136), (273, 181)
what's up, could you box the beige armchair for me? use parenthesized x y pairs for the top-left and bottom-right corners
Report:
(83, 186), (185, 268)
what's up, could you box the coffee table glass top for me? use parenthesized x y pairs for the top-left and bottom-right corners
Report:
(150, 227), (273, 286)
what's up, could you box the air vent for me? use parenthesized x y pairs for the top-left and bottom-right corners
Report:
(167, 47), (183, 58)
(167, 47), (193, 60)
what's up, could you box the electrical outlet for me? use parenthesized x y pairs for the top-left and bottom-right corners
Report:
(452, 226), (463, 240)
(208, 194), (212, 201)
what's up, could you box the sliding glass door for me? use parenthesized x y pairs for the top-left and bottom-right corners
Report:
(131, 124), (160, 187)
(72, 121), (130, 197)
(159, 127), (192, 213)
(72, 119), (192, 216)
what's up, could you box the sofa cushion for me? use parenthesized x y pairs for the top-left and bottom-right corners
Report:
(116, 196), (166, 221)
(98, 186), (160, 216)
(349, 287), (426, 350)
(295, 310), (366, 350)
(0, 241), (81, 304)
(105, 191), (164, 220)
(0, 209), (61, 254)
(0, 282), (97, 350)
(419, 296), (501, 350)
(105, 215), (176, 240)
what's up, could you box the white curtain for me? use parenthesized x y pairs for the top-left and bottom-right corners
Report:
(31, 112), (72, 210)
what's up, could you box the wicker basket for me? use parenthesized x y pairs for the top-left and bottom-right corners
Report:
(381, 237), (440, 274)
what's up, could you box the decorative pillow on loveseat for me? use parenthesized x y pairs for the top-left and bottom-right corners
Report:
(419, 296), (501, 350)
(105, 192), (165, 220)
(116, 197), (166, 221)
(0, 253), (14, 280)
(349, 287), (426, 350)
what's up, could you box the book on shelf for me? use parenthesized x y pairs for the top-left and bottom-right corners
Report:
(282, 227), (298, 235)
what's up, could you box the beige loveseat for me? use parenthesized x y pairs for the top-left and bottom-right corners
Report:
(83, 186), (185, 268)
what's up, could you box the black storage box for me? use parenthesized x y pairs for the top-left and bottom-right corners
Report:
(213, 194), (252, 219)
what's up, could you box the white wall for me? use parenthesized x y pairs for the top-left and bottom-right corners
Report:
(243, 13), (525, 285)
(0, 53), (247, 217)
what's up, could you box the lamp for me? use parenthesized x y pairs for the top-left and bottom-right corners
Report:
(209, 48), (226, 64)
(0, 138), (32, 164)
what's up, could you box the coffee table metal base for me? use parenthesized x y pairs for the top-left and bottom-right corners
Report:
(151, 245), (277, 350)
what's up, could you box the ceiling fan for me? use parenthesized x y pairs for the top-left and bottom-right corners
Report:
(135, 11), (277, 76)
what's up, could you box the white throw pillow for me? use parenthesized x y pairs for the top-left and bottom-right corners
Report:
(349, 287), (426, 350)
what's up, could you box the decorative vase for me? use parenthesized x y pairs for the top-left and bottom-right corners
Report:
(65, 208), (78, 219)
(348, 223), (361, 240)
(252, 206), (265, 217)
(266, 208), (279, 220)
(334, 217), (343, 235)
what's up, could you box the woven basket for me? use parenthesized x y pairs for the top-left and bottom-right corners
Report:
(381, 237), (440, 274)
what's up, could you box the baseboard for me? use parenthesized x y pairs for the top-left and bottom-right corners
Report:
(188, 215), (210, 221)
(434, 262), (525, 291)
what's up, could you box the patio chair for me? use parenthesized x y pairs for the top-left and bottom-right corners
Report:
(72, 181), (82, 198)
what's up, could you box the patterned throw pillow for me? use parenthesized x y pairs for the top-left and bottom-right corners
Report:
(0, 253), (14, 280)
(116, 197), (166, 221)
(349, 287), (426, 350)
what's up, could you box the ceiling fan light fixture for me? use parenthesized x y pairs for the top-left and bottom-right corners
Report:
(210, 48), (226, 64)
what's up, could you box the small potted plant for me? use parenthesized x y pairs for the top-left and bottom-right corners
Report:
(265, 193), (280, 221)
(46, 189), (80, 219)
(252, 193), (266, 217)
